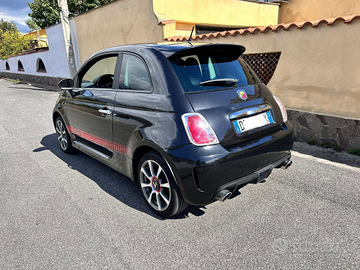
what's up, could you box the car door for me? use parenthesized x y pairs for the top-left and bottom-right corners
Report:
(112, 53), (153, 173)
(64, 53), (121, 158)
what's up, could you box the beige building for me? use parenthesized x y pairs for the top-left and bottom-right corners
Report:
(279, 0), (360, 23)
(72, 0), (280, 63)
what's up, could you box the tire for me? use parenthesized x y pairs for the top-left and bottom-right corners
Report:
(55, 116), (74, 154)
(138, 152), (188, 217)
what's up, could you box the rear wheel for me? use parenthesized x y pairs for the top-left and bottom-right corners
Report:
(138, 152), (188, 217)
(55, 116), (73, 154)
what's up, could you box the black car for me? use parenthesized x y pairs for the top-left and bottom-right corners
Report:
(53, 43), (294, 217)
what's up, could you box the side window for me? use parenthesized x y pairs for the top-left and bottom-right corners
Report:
(120, 54), (151, 91)
(80, 55), (117, 88)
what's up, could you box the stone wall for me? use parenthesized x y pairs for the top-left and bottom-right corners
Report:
(0, 72), (63, 90)
(288, 110), (360, 151)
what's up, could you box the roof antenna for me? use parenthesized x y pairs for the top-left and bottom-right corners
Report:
(187, 26), (195, 45)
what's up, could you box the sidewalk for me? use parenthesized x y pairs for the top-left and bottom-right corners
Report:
(293, 141), (360, 169)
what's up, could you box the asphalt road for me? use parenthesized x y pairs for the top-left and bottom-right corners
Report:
(0, 78), (359, 269)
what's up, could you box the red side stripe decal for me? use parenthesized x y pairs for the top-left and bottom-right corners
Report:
(66, 125), (131, 158)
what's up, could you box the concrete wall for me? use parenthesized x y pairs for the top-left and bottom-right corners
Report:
(69, 19), (81, 73)
(73, 0), (164, 64)
(189, 18), (360, 121)
(154, 0), (279, 37)
(279, 0), (360, 23)
(0, 24), (70, 80)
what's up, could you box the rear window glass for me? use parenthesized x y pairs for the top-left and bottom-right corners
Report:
(169, 53), (260, 93)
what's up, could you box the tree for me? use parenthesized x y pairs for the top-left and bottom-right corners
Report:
(28, 0), (116, 29)
(26, 18), (39, 32)
(0, 30), (31, 60)
(0, 18), (19, 39)
(0, 19), (30, 60)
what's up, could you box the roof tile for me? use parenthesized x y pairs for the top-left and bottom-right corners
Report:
(165, 14), (360, 42)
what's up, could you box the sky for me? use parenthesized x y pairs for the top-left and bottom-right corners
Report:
(0, 0), (34, 33)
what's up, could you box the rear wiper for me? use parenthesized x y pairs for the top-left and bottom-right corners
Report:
(199, 78), (238, 86)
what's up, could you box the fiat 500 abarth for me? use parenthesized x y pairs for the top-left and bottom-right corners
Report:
(54, 43), (294, 217)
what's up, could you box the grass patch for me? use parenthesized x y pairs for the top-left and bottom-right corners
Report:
(10, 79), (21, 84)
(331, 143), (341, 152)
(307, 138), (317, 145)
(5, 78), (22, 84)
(348, 148), (360, 156)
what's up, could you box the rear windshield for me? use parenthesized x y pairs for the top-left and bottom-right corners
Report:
(168, 52), (260, 93)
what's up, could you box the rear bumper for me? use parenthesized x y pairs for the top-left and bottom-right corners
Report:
(212, 153), (291, 199)
(165, 122), (294, 205)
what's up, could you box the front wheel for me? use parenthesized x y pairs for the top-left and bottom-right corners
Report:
(138, 152), (188, 217)
(55, 116), (73, 154)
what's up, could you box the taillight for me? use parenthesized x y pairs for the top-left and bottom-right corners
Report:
(181, 113), (219, 146)
(274, 96), (288, 122)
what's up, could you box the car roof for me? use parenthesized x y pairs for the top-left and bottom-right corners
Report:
(94, 43), (246, 59)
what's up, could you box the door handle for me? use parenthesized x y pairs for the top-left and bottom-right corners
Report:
(98, 108), (112, 115)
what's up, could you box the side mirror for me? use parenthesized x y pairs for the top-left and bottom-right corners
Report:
(58, 78), (74, 89)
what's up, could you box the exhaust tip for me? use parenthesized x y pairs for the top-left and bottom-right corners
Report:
(215, 189), (232, 202)
(282, 160), (292, 169)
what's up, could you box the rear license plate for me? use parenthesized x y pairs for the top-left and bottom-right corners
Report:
(233, 111), (274, 134)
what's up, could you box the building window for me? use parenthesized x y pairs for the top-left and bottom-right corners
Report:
(5, 62), (10, 71)
(36, 58), (46, 73)
(18, 60), (24, 72)
(242, 52), (281, 85)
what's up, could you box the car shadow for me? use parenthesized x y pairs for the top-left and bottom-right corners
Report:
(36, 133), (209, 220)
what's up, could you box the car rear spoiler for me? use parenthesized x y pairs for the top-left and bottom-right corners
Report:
(166, 44), (246, 59)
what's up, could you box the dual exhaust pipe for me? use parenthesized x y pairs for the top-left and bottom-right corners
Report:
(215, 159), (292, 203)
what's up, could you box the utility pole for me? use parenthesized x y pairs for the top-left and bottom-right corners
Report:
(57, 0), (77, 78)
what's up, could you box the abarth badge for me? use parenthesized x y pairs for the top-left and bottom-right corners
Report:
(237, 90), (248, 101)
